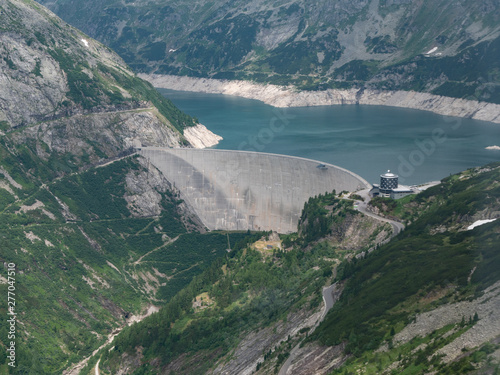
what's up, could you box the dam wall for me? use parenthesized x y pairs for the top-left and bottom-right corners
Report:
(138, 148), (371, 233)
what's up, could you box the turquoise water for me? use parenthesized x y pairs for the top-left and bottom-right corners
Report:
(159, 89), (500, 185)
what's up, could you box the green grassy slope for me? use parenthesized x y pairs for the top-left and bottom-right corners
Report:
(0, 142), (254, 372)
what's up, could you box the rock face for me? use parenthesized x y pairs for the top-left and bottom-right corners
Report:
(0, 0), (130, 127)
(394, 280), (500, 363)
(183, 124), (223, 149)
(211, 308), (323, 375)
(285, 342), (346, 375)
(141, 74), (500, 124)
(12, 107), (183, 164)
(0, 0), (195, 160)
(0, 31), (67, 127)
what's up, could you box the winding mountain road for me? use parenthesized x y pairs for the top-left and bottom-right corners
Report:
(320, 284), (338, 319)
(354, 188), (405, 237)
(278, 189), (405, 374)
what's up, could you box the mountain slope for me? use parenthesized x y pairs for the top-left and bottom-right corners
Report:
(0, 0), (196, 139)
(89, 164), (500, 374)
(35, 0), (500, 102)
(0, 0), (224, 373)
(91, 192), (391, 374)
(304, 164), (500, 374)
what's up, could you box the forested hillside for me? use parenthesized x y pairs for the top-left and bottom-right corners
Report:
(76, 191), (387, 374)
(0, 0), (499, 373)
(85, 164), (500, 374)
(309, 163), (500, 374)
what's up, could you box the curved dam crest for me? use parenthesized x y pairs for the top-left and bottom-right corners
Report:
(138, 148), (371, 233)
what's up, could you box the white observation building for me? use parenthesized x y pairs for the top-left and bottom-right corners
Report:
(371, 170), (414, 199)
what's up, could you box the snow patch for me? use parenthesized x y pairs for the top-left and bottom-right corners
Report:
(467, 218), (497, 230)
(425, 46), (438, 55)
(81, 38), (89, 48)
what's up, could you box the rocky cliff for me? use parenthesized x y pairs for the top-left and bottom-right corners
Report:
(0, 0), (202, 159)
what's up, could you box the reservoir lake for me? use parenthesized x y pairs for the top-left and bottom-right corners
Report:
(159, 89), (500, 185)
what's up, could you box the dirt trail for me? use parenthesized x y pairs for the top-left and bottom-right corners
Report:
(133, 235), (179, 265)
(63, 305), (159, 375)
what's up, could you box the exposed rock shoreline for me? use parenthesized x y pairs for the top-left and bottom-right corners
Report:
(183, 123), (223, 148)
(140, 74), (500, 124)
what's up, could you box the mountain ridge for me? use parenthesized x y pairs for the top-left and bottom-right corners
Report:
(34, 0), (500, 104)
(0, 1), (498, 373)
(0, 1), (225, 372)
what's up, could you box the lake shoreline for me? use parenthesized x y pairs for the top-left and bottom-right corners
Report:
(183, 123), (223, 148)
(140, 74), (500, 124)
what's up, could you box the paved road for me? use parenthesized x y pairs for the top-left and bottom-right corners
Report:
(278, 190), (405, 374)
(354, 188), (405, 237)
(321, 284), (338, 320)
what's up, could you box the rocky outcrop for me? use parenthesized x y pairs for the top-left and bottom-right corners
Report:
(11, 108), (183, 166)
(125, 157), (170, 218)
(141, 74), (500, 124)
(211, 308), (323, 375)
(124, 156), (206, 233)
(0, 0), (132, 128)
(1, 0), (190, 156)
(183, 124), (223, 148)
(284, 342), (346, 375)
(0, 32), (67, 127)
(394, 280), (500, 363)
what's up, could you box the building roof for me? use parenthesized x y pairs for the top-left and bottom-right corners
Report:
(381, 170), (398, 178)
(392, 186), (413, 193)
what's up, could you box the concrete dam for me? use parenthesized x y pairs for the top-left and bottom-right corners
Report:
(138, 148), (371, 233)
